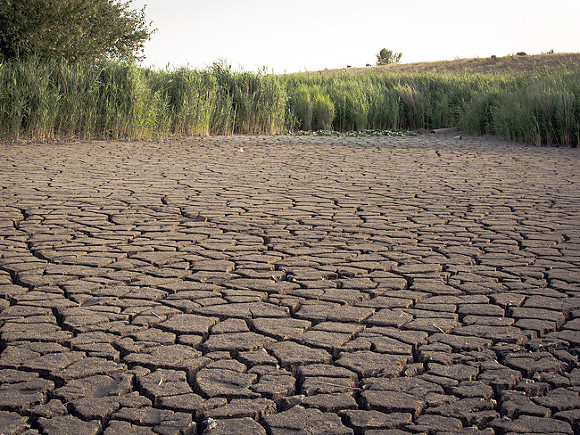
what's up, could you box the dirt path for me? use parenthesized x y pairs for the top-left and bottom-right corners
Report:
(0, 135), (579, 434)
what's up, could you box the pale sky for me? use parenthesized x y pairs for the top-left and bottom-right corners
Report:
(130, 0), (579, 73)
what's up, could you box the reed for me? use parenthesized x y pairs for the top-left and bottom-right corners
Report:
(459, 72), (580, 146)
(209, 62), (287, 135)
(0, 58), (578, 146)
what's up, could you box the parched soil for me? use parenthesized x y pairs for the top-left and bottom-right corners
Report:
(0, 134), (579, 434)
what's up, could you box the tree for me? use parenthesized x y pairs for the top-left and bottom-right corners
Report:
(0, 0), (154, 62)
(376, 48), (402, 65)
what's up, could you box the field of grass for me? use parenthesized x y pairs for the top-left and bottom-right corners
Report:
(1, 53), (579, 146)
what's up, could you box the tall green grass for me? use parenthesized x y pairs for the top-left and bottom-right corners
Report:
(0, 58), (287, 140)
(460, 73), (580, 146)
(0, 58), (578, 146)
(284, 71), (579, 146)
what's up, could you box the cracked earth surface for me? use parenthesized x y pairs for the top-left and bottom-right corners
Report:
(0, 134), (579, 434)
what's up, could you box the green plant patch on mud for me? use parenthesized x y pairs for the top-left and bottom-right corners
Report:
(296, 129), (416, 137)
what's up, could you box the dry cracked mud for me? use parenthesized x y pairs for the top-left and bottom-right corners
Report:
(0, 134), (579, 434)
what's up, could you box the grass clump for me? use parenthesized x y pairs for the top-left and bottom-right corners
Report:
(459, 72), (580, 146)
(287, 83), (335, 131)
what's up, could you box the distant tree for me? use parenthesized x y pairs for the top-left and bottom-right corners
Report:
(0, 0), (154, 62)
(376, 48), (402, 65)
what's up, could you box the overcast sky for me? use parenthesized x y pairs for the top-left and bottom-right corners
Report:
(130, 0), (579, 73)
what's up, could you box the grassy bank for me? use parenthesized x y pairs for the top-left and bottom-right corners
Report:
(284, 71), (580, 146)
(0, 59), (288, 140)
(1, 57), (579, 146)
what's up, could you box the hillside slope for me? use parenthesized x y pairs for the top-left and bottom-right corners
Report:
(311, 53), (580, 76)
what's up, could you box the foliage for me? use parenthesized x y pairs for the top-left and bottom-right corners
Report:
(0, 0), (154, 62)
(296, 129), (415, 137)
(376, 48), (402, 65)
(0, 58), (288, 140)
(0, 58), (578, 147)
(286, 83), (334, 131)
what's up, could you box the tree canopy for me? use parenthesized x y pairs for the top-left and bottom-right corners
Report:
(376, 48), (402, 66)
(0, 0), (154, 62)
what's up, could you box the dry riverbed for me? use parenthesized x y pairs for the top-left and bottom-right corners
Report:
(0, 134), (579, 434)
